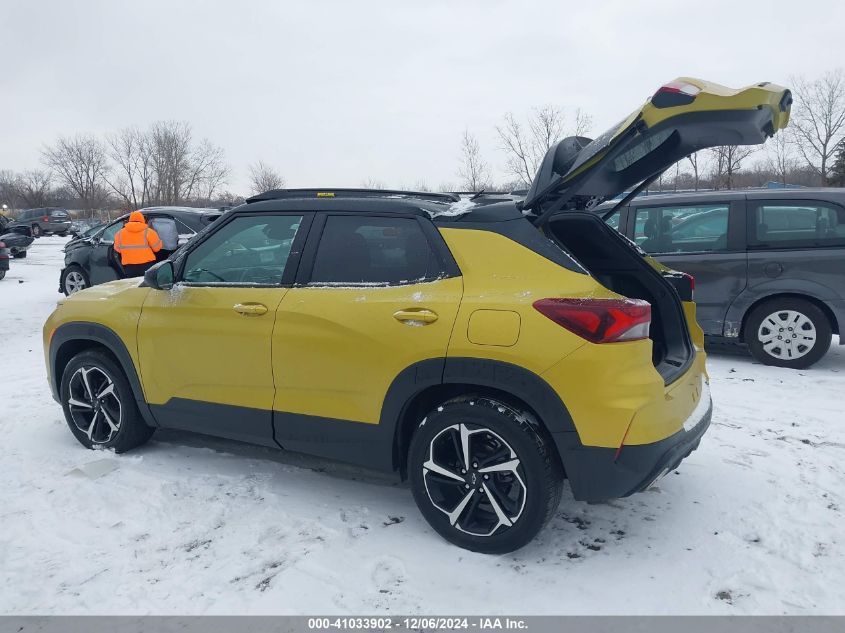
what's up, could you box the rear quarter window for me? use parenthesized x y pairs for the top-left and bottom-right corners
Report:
(750, 200), (845, 248)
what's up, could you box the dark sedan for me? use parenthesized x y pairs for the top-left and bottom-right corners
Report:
(60, 207), (221, 295)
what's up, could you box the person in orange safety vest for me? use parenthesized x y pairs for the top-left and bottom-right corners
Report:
(113, 210), (163, 278)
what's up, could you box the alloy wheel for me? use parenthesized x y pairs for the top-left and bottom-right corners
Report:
(422, 423), (526, 537)
(757, 309), (816, 361)
(66, 366), (123, 444)
(65, 271), (87, 294)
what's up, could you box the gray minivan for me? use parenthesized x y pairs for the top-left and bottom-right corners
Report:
(602, 188), (845, 368)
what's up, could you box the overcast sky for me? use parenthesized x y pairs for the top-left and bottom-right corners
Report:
(2, 0), (843, 194)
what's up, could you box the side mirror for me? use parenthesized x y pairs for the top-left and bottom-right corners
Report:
(143, 260), (174, 290)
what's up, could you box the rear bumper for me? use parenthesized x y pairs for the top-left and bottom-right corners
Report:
(552, 384), (712, 502)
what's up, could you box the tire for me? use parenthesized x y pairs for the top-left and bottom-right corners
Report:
(31, 224), (41, 237)
(0, 269), (5, 280)
(60, 350), (154, 453)
(408, 397), (563, 554)
(744, 297), (832, 369)
(14, 249), (27, 258)
(62, 265), (90, 295)
(58, 232), (68, 237)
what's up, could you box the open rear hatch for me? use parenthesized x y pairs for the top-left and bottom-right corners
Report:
(524, 77), (792, 383)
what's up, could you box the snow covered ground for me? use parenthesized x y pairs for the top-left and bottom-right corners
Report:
(1, 237), (843, 615)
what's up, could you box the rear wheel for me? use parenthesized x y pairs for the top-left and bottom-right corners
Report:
(62, 265), (89, 295)
(31, 224), (41, 237)
(745, 297), (831, 369)
(60, 350), (154, 452)
(408, 397), (563, 553)
(0, 269), (5, 280)
(13, 249), (26, 258)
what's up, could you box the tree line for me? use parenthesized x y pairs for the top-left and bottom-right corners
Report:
(1, 70), (843, 218)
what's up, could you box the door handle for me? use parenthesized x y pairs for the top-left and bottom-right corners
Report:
(393, 309), (438, 324)
(233, 303), (268, 316)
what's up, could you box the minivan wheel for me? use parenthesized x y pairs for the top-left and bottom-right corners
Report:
(60, 350), (154, 452)
(745, 298), (832, 369)
(31, 224), (41, 237)
(408, 397), (563, 554)
(62, 265), (89, 295)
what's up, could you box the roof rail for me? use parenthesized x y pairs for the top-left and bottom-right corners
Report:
(246, 188), (461, 204)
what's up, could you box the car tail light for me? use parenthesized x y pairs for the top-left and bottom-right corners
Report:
(652, 80), (701, 108)
(42, 216), (49, 222)
(683, 272), (695, 298)
(533, 298), (651, 343)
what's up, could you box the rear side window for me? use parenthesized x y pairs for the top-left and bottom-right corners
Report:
(634, 204), (729, 253)
(750, 201), (845, 247)
(310, 215), (444, 285)
(50, 210), (69, 219)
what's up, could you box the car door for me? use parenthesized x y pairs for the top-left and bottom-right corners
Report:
(745, 198), (845, 301)
(272, 213), (462, 434)
(136, 212), (309, 446)
(630, 199), (746, 336)
(88, 219), (125, 284)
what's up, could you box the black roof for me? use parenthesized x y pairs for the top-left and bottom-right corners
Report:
(238, 188), (525, 223)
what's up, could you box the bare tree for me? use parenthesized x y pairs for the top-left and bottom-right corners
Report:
(247, 161), (285, 195)
(791, 69), (845, 185)
(497, 106), (593, 186)
(104, 127), (155, 209)
(361, 177), (386, 189)
(0, 170), (21, 209)
(42, 135), (110, 211)
(146, 121), (229, 205)
(457, 129), (491, 192)
(764, 132), (798, 186)
(14, 170), (54, 207)
(686, 152), (701, 191)
(708, 145), (756, 189)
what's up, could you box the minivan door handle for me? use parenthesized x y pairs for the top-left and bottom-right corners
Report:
(393, 309), (438, 324)
(233, 303), (268, 316)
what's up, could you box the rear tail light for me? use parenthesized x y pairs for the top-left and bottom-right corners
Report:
(683, 272), (695, 299)
(652, 80), (701, 108)
(42, 216), (49, 222)
(533, 298), (651, 344)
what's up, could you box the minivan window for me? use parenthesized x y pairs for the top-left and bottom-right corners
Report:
(634, 204), (729, 253)
(310, 215), (442, 285)
(751, 201), (845, 247)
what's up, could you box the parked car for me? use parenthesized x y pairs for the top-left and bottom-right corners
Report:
(59, 207), (221, 295)
(43, 77), (790, 552)
(14, 207), (72, 237)
(599, 188), (845, 368)
(0, 214), (35, 258)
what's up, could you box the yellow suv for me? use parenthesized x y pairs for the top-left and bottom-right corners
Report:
(44, 78), (791, 553)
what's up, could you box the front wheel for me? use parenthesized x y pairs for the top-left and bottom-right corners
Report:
(408, 397), (563, 554)
(60, 350), (154, 452)
(62, 265), (90, 295)
(745, 298), (832, 369)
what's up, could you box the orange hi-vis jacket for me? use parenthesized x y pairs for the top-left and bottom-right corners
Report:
(114, 211), (163, 265)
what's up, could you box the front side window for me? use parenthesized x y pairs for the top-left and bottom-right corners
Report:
(634, 204), (729, 253)
(182, 215), (303, 285)
(100, 221), (123, 244)
(751, 201), (845, 247)
(310, 215), (443, 285)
